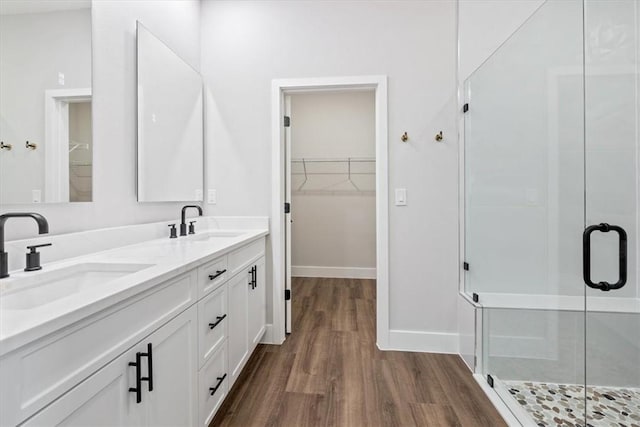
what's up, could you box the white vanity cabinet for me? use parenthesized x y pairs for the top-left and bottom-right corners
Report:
(227, 255), (266, 388)
(0, 234), (267, 427)
(227, 269), (249, 387)
(22, 307), (198, 427)
(248, 256), (266, 350)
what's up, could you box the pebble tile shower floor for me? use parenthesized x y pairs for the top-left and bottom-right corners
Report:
(504, 381), (640, 427)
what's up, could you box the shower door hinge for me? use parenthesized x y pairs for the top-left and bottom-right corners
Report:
(487, 374), (494, 388)
(463, 262), (469, 271)
(285, 289), (291, 300)
(463, 103), (469, 113)
(284, 116), (291, 127)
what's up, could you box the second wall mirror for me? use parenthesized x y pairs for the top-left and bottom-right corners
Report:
(136, 21), (204, 203)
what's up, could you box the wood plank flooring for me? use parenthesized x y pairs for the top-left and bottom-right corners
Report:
(211, 277), (506, 427)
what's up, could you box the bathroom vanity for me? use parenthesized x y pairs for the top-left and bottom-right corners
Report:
(0, 219), (268, 426)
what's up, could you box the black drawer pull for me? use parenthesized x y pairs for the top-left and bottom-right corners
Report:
(208, 269), (227, 281)
(208, 314), (227, 329)
(140, 343), (153, 392)
(209, 373), (227, 396)
(128, 352), (142, 403)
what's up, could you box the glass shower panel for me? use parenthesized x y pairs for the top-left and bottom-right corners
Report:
(584, 0), (640, 424)
(464, 0), (585, 299)
(464, 0), (589, 424)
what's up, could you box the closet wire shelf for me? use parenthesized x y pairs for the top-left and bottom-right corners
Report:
(292, 157), (375, 194)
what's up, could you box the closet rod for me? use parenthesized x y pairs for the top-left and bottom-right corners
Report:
(291, 157), (374, 163)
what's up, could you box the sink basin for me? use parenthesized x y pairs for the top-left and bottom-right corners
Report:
(0, 262), (154, 311)
(187, 230), (245, 242)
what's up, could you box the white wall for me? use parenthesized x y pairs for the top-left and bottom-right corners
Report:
(1, 0), (201, 248)
(290, 91), (376, 275)
(0, 8), (91, 204)
(201, 0), (459, 349)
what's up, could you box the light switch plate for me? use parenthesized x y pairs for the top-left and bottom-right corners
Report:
(208, 189), (217, 204)
(395, 188), (407, 206)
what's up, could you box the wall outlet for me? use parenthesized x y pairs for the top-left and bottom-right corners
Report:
(58, 72), (65, 85)
(208, 189), (217, 204)
(195, 189), (203, 200)
(395, 188), (407, 206)
(32, 189), (42, 203)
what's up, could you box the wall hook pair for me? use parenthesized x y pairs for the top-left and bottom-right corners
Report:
(0, 141), (37, 150)
(401, 131), (444, 142)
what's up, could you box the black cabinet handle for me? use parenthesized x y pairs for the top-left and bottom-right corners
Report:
(209, 373), (227, 396)
(209, 269), (226, 281)
(128, 352), (142, 403)
(253, 266), (257, 289)
(248, 266), (256, 289)
(208, 314), (227, 329)
(583, 223), (628, 291)
(140, 343), (153, 392)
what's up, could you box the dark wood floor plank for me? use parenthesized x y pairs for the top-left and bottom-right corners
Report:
(211, 277), (506, 427)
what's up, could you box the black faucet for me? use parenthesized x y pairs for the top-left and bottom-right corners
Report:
(180, 205), (202, 236)
(0, 212), (49, 279)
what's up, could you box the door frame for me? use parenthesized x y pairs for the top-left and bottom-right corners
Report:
(44, 88), (92, 202)
(270, 75), (389, 346)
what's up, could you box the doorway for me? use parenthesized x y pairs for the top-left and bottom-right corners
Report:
(286, 89), (376, 334)
(270, 76), (389, 346)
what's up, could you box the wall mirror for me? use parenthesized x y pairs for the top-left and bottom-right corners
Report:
(0, 0), (93, 204)
(136, 22), (203, 202)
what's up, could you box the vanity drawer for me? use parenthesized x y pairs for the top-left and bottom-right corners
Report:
(197, 284), (227, 368)
(197, 255), (228, 297)
(227, 238), (265, 276)
(198, 341), (228, 427)
(0, 272), (196, 427)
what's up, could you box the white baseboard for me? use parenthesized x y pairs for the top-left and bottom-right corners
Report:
(292, 265), (376, 279)
(382, 329), (459, 354)
(259, 324), (283, 345)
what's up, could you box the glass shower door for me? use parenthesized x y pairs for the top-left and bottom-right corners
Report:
(584, 1), (640, 425)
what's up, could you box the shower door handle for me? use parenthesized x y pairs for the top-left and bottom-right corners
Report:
(583, 223), (627, 291)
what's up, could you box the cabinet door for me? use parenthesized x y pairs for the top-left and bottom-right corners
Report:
(23, 347), (143, 427)
(227, 270), (249, 387)
(145, 307), (198, 427)
(248, 256), (266, 350)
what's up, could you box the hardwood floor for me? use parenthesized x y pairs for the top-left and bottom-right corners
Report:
(211, 277), (506, 427)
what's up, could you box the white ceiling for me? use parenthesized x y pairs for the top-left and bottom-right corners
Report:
(0, 0), (90, 16)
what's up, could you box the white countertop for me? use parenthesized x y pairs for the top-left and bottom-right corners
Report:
(0, 227), (268, 357)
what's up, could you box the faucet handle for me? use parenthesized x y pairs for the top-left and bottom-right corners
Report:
(189, 221), (196, 234)
(27, 243), (52, 251)
(25, 243), (51, 272)
(168, 224), (177, 239)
